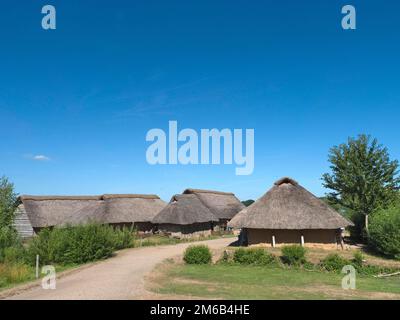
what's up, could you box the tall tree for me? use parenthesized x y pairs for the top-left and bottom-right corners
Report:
(322, 135), (400, 237)
(0, 176), (18, 228)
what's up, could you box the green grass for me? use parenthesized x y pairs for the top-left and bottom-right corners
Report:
(134, 234), (234, 247)
(0, 262), (78, 290)
(151, 263), (400, 300)
(0, 233), (233, 291)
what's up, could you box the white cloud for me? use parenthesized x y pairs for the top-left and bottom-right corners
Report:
(26, 154), (51, 161)
(33, 155), (50, 161)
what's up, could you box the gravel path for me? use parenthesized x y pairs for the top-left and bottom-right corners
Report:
(5, 237), (233, 300)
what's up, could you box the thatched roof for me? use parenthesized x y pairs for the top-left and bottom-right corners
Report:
(20, 196), (101, 201)
(183, 189), (244, 220)
(228, 177), (353, 230)
(19, 194), (167, 228)
(152, 194), (218, 225)
(102, 194), (166, 224)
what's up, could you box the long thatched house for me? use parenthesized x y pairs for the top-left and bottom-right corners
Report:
(228, 177), (353, 248)
(14, 194), (167, 237)
(183, 189), (244, 229)
(152, 194), (218, 238)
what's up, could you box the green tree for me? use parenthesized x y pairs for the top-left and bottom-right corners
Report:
(241, 199), (255, 207)
(369, 204), (400, 259)
(0, 176), (18, 228)
(322, 135), (400, 238)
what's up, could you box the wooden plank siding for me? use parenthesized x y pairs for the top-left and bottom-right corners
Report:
(13, 204), (35, 238)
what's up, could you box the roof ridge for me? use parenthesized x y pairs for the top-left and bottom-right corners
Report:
(19, 194), (161, 201)
(183, 188), (234, 196)
(19, 195), (102, 201)
(102, 194), (160, 199)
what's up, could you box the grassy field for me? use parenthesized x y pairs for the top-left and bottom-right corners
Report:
(149, 262), (400, 300)
(148, 246), (400, 300)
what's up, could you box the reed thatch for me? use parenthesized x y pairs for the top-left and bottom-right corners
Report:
(228, 177), (353, 229)
(183, 189), (244, 220)
(152, 194), (218, 225)
(19, 194), (166, 228)
(102, 194), (166, 224)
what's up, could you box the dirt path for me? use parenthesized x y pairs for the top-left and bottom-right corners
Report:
(4, 238), (233, 300)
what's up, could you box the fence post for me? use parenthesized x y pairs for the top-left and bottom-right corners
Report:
(35, 255), (40, 279)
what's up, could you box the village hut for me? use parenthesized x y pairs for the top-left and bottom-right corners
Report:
(15, 194), (167, 237)
(183, 189), (244, 230)
(102, 194), (167, 232)
(228, 177), (353, 248)
(15, 196), (104, 236)
(152, 194), (218, 239)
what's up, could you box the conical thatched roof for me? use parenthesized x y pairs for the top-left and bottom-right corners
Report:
(183, 189), (244, 220)
(152, 194), (218, 225)
(19, 194), (167, 228)
(228, 177), (353, 229)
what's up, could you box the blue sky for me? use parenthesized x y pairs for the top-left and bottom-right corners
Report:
(0, 0), (399, 201)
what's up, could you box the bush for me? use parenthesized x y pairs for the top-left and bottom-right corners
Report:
(320, 254), (350, 272)
(281, 245), (307, 266)
(0, 227), (23, 263)
(183, 245), (212, 264)
(113, 227), (135, 250)
(352, 251), (364, 266)
(233, 248), (276, 266)
(3, 246), (27, 264)
(369, 206), (400, 260)
(27, 224), (134, 265)
(25, 228), (52, 265)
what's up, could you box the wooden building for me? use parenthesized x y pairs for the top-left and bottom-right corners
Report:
(182, 189), (244, 230)
(228, 177), (353, 248)
(15, 194), (166, 237)
(152, 194), (218, 239)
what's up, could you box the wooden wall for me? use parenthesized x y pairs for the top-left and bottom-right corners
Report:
(13, 204), (35, 238)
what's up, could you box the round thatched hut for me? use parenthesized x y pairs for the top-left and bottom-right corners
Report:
(228, 177), (353, 248)
(182, 189), (244, 230)
(152, 194), (218, 239)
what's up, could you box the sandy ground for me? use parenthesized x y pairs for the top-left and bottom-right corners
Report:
(4, 238), (233, 300)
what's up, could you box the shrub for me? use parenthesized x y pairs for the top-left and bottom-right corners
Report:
(3, 246), (27, 264)
(0, 227), (21, 249)
(369, 206), (400, 260)
(303, 261), (316, 270)
(0, 227), (23, 263)
(320, 254), (350, 272)
(281, 245), (307, 266)
(27, 224), (133, 265)
(183, 245), (212, 264)
(25, 228), (52, 265)
(113, 227), (135, 250)
(352, 251), (364, 266)
(233, 248), (276, 266)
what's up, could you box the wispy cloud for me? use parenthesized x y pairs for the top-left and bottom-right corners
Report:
(112, 77), (213, 119)
(24, 154), (51, 161)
